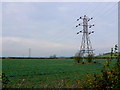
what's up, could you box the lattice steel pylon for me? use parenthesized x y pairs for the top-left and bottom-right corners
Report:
(76, 15), (94, 57)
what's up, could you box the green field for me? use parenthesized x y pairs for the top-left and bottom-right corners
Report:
(2, 58), (117, 88)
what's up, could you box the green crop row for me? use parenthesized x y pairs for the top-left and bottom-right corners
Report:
(2, 58), (117, 88)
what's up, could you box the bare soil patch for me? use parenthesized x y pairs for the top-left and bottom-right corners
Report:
(74, 62), (100, 65)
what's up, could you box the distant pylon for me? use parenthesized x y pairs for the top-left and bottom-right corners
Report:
(76, 15), (94, 57)
(29, 48), (31, 57)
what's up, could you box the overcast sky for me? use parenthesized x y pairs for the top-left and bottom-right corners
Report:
(2, 2), (118, 57)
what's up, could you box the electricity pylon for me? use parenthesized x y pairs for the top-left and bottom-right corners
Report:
(76, 15), (94, 57)
(29, 48), (31, 57)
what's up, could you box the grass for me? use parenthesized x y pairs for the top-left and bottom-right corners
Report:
(2, 58), (117, 88)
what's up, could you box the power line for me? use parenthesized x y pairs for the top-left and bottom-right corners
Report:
(40, 2), (117, 45)
(101, 3), (117, 17)
(94, 2), (118, 21)
(47, 20), (76, 42)
(88, 2), (110, 16)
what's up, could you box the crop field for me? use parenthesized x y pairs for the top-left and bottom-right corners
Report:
(2, 58), (117, 88)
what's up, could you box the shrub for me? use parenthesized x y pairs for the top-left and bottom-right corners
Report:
(2, 73), (10, 88)
(81, 45), (120, 88)
(74, 52), (83, 63)
(87, 53), (94, 63)
(72, 45), (120, 88)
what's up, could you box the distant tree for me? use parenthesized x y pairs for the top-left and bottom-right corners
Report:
(74, 51), (83, 63)
(50, 54), (57, 59)
(87, 53), (94, 63)
(110, 48), (114, 60)
(114, 44), (118, 56)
